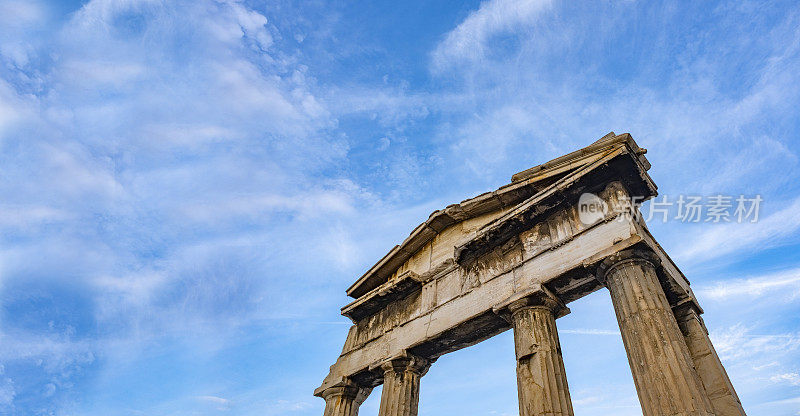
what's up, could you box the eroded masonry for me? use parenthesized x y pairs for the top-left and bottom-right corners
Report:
(315, 133), (747, 416)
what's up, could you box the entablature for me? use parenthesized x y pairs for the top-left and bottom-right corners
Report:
(345, 132), (652, 300)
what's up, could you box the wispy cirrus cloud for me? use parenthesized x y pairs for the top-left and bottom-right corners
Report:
(711, 324), (800, 363)
(676, 196), (800, 264)
(0, 0), (361, 413)
(770, 373), (800, 386)
(697, 267), (800, 301)
(431, 0), (553, 71)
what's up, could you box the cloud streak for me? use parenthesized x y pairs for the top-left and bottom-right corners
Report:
(431, 0), (553, 71)
(677, 196), (800, 264)
(697, 267), (800, 301)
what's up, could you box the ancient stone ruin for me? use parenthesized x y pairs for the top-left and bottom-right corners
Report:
(315, 133), (746, 416)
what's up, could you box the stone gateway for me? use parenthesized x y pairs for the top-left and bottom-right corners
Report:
(315, 133), (746, 416)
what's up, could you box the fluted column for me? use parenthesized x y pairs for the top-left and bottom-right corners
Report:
(674, 302), (746, 416)
(598, 249), (715, 416)
(506, 290), (574, 416)
(377, 355), (430, 416)
(320, 380), (371, 416)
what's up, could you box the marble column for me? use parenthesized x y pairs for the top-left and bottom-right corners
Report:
(598, 249), (715, 416)
(674, 301), (746, 416)
(377, 355), (430, 416)
(508, 292), (574, 416)
(320, 380), (371, 416)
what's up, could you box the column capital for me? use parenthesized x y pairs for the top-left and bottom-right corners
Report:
(595, 248), (660, 284)
(494, 285), (570, 320)
(319, 379), (372, 406)
(376, 354), (432, 377)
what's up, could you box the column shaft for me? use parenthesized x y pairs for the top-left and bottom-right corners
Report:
(510, 297), (574, 416)
(601, 251), (715, 416)
(675, 304), (746, 416)
(377, 356), (430, 416)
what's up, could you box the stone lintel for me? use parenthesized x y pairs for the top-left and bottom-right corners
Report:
(321, 239), (698, 396)
(317, 217), (641, 394)
(319, 220), (701, 395)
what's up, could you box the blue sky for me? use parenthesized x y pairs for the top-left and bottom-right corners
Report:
(1, 0), (799, 415)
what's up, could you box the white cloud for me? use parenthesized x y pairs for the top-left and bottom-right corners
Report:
(697, 267), (800, 301)
(177, 186), (362, 222)
(42, 144), (123, 199)
(0, 365), (14, 409)
(0, 0), (353, 412)
(0, 205), (70, 228)
(197, 395), (231, 411)
(141, 123), (239, 148)
(272, 399), (312, 412)
(423, 0), (800, 199)
(431, 0), (553, 71)
(763, 395), (800, 405)
(0, 79), (34, 133)
(711, 324), (800, 362)
(61, 60), (146, 86)
(677, 196), (800, 264)
(770, 372), (800, 386)
(0, 0), (47, 67)
(0, 0), (43, 24)
(572, 395), (602, 405)
(449, 105), (556, 175)
(326, 83), (432, 129)
(92, 271), (168, 307)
